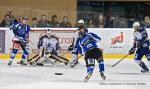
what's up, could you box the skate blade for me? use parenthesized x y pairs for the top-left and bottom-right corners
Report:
(84, 73), (92, 82)
(101, 76), (106, 80)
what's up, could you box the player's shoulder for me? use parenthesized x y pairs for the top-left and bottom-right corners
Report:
(50, 35), (59, 40)
(14, 22), (21, 27)
(74, 29), (79, 33)
(139, 27), (146, 32)
(26, 24), (30, 29)
(88, 32), (97, 36)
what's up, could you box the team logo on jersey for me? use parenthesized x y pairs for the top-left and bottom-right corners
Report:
(110, 32), (124, 48)
(18, 26), (21, 29)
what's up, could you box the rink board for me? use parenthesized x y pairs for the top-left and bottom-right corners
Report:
(0, 28), (150, 59)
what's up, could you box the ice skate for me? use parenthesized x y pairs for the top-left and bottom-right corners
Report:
(84, 72), (93, 82)
(100, 72), (106, 80)
(8, 60), (13, 66)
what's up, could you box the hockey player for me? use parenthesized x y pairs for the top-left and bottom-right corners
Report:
(68, 19), (88, 67)
(29, 33), (69, 66)
(76, 28), (106, 82)
(8, 16), (30, 65)
(128, 22), (150, 73)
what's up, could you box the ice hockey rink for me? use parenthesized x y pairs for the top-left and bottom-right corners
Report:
(0, 58), (150, 89)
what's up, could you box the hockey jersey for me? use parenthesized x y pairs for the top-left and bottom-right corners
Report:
(10, 22), (30, 41)
(77, 32), (101, 55)
(133, 27), (149, 48)
(37, 35), (60, 52)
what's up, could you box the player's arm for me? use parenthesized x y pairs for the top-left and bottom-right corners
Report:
(88, 32), (101, 42)
(128, 33), (142, 55)
(10, 23), (20, 35)
(76, 41), (83, 55)
(68, 30), (78, 51)
(24, 26), (30, 42)
(128, 41), (136, 55)
(56, 39), (61, 51)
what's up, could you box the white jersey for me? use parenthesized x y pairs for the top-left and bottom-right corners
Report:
(73, 30), (80, 46)
(38, 35), (60, 52)
(46, 37), (59, 52)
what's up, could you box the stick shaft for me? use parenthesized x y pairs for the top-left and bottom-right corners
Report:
(112, 54), (129, 67)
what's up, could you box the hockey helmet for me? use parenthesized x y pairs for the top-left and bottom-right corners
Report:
(133, 22), (140, 27)
(78, 19), (84, 24)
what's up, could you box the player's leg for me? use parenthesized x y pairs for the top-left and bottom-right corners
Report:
(31, 47), (45, 66)
(134, 49), (149, 73)
(84, 58), (95, 82)
(20, 41), (28, 65)
(28, 54), (39, 62)
(20, 49), (28, 65)
(145, 50), (150, 64)
(8, 42), (19, 65)
(96, 57), (106, 80)
(49, 54), (62, 63)
(93, 48), (106, 80)
(84, 49), (95, 82)
(57, 55), (69, 65)
(8, 49), (18, 65)
(70, 51), (79, 68)
(68, 44), (79, 67)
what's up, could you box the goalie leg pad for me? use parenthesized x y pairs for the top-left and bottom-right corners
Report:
(57, 56), (69, 62)
(49, 55), (62, 63)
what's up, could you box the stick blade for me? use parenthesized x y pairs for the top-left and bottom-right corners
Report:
(112, 64), (116, 67)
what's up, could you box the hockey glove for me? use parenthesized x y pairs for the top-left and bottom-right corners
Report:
(128, 48), (136, 55)
(68, 45), (74, 51)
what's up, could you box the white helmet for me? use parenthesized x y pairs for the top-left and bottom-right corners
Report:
(78, 19), (84, 24)
(133, 22), (140, 27)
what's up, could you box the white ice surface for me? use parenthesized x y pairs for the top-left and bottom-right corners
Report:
(0, 59), (150, 89)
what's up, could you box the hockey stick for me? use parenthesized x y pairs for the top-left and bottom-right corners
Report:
(112, 54), (129, 67)
(54, 55), (82, 75)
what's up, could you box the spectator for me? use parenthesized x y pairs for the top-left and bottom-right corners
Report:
(104, 14), (114, 28)
(18, 16), (23, 23)
(96, 14), (105, 28)
(128, 17), (135, 28)
(142, 16), (150, 28)
(49, 15), (59, 27)
(114, 17), (127, 28)
(37, 15), (50, 27)
(59, 16), (72, 28)
(8, 11), (16, 24)
(87, 18), (95, 28)
(0, 14), (11, 27)
(31, 17), (38, 27)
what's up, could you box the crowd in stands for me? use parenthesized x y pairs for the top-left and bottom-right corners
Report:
(0, 11), (150, 28)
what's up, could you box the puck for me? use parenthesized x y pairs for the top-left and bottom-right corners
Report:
(54, 73), (63, 75)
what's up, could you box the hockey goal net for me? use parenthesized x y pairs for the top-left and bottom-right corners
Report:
(29, 28), (76, 58)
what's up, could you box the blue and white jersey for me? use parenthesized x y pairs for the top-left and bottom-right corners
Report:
(133, 27), (149, 48)
(10, 22), (30, 41)
(77, 32), (101, 55)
